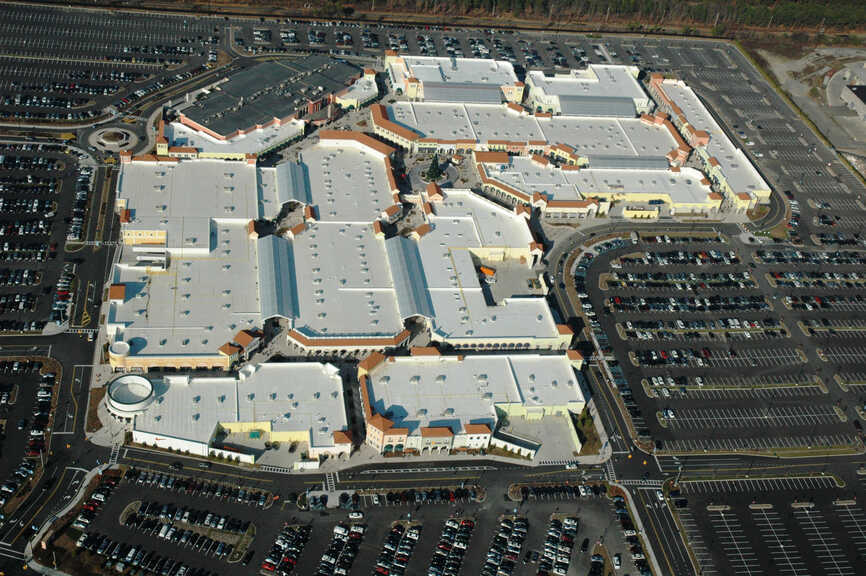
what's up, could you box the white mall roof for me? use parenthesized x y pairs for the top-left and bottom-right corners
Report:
(484, 156), (712, 205)
(116, 159), (259, 250)
(166, 118), (305, 156)
(294, 141), (396, 222)
(133, 362), (346, 449)
(527, 65), (646, 102)
(386, 190), (559, 342)
(386, 102), (676, 161)
(659, 79), (769, 194)
(108, 221), (262, 358)
(338, 76), (378, 105)
(260, 222), (405, 339)
(365, 354), (584, 434)
(389, 55), (517, 103)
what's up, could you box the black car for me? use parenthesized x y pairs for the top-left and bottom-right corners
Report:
(580, 538), (590, 553)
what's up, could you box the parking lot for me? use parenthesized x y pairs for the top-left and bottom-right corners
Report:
(670, 483), (866, 576)
(0, 5), (220, 122)
(40, 462), (643, 576)
(0, 142), (96, 332)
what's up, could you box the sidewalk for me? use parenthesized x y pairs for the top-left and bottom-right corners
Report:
(25, 464), (111, 576)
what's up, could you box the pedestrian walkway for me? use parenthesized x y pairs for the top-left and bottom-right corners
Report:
(108, 443), (121, 465)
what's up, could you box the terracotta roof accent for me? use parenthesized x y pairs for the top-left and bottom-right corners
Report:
(737, 192), (752, 201)
(473, 151), (509, 164)
(567, 349), (584, 362)
(245, 153), (257, 165)
(410, 346), (441, 356)
(372, 220), (384, 236)
(708, 192), (723, 200)
(383, 157), (399, 193)
(120, 209), (131, 223)
(475, 163), (531, 203)
(528, 140), (548, 147)
(333, 430), (353, 444)
(384, 428), (409, 437)
(290, 329), (411, 349)
(131, 154), (180, 163)
(368, 413), (394, 432)
(246, 220), (258, 238)
(534, 111), (552, 118)
(531, 154), (549, 166)
(426, 181), (444, 200)
(412, 223), (432, 238)
(385, 204), (402, 217)
(506, 102), (524, 113)
(108, 284), (126, 301)
(479, 265), (496, 277)
(233, 329), (261, 349)
(707, 156), (720, 167)
(700, 178), (711, 186)
(359, 351), (386, 375)
(318, 129), (395, 157)
(363, 68), (376, 76)
(217, 342), (242, 357)
(370, 104), (420, 142)
(303, 205), (317, 221)
(529, 241), (544, 253)
(289, 222), (306, 236)
(421, 426), (454, 438)
(514, 204), (531, 217)
(556, 324), (574, 335)
(532, 192), (546, 204)
(560, 165), (581, 171)
(463, 423), (491, 435)
(422, 202), (433, 215)
(167, 146), (198, 154)
(514, 81), (525, 87)
(407, 76), (419, 84)
(156, 119), (166, 142)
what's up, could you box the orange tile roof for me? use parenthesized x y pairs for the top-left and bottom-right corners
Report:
(473, 151), (509, 164)
(421, 426), (454, 438)
(333, 430), (353, 444)
(359, 351), (386, 373)
(567, 349), (584, 362)
(217, 343), (242, 357)
(737, 192), (752, 200)
(385, 204), (402, 217)
(556, 324), (573, 335)
(372, 220), (384, 236)
(413, 223), (432, 237)
(233, 329), (261, 349)
(370, 104), (420, 142)
(108, 284), (126, 301)
(368, 413), (394, 432)
(463, 423), (491, 435)
(410, 347), (441, 356)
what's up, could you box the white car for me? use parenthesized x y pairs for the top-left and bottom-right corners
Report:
(348, 511), (364, 520)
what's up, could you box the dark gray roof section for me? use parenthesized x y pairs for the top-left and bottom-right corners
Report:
(274, 162), (312, 206)
(183, 55), (360, 136)
(586, 155), (669, 170)
(257, 236), (298, 321)
(558, 95), (636, 118)
(423, 82), (503, 104)
(385, 236), (434, 320)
